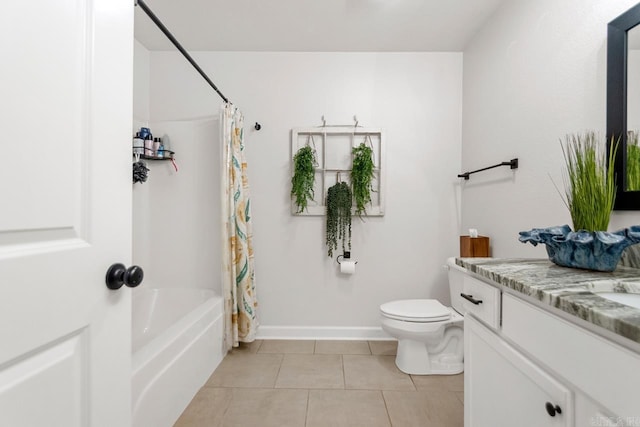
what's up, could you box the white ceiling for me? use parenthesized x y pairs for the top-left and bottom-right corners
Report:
(134, 0), (507, 52)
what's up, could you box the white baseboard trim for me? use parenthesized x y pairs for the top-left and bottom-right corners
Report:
(256, 325), (394, 341)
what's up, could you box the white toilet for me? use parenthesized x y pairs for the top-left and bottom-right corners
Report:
(380, 257), (466, 375)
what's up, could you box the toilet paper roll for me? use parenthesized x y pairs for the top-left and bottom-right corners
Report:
(340, 260), (356, 274)
(469, 228), (478, 238)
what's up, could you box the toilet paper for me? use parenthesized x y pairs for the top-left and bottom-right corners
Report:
(469, 228), (479, 238)
(340, 260), (356, 274)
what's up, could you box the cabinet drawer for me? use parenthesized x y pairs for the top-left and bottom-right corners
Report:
(462, 275), (500, 330)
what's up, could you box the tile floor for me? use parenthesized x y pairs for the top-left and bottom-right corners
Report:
(175, 340), (463, 427)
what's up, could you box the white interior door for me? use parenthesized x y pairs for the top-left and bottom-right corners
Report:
(0, 1), (133, 426)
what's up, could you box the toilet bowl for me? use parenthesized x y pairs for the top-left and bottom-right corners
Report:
(380, 257), (465, 375)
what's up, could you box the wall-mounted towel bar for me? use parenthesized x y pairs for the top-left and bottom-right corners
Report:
(458, 158), (518, 180)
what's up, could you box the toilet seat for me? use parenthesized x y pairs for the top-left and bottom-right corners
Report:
(380, 299), (451, 322)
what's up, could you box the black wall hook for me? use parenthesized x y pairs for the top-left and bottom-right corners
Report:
(254, 122), (262, 131)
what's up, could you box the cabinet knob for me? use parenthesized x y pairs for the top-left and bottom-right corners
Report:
(545, 402), (562, 417)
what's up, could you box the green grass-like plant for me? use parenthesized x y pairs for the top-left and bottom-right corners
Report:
(326, 181), (352, 257)
(561, 132), (617, 232)
(351, 143), (375, 217)
(627, 130), (640, 191)
(291, 146), (316, 213)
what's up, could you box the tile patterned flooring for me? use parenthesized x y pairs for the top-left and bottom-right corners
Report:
(175, 340), (463, 427)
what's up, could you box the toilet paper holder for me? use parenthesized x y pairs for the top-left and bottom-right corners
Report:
(336, 252), (358, 265)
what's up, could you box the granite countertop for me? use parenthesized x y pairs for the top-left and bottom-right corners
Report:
(456, 258), (640, 345)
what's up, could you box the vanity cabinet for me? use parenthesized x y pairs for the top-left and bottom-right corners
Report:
(462, 270), (640, 427)
(501, 293), (639, 424)
(465, 315), (572, 426)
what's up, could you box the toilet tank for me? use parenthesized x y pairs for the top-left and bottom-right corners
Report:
(446, 257), (466, 314)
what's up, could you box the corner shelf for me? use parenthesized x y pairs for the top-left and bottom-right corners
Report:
(134, 150), (175, 161)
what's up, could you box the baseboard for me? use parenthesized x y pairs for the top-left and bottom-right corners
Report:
(256, 325), (393, 341)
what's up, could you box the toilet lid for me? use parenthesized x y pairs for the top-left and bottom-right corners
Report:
(380, 299), (451, 322)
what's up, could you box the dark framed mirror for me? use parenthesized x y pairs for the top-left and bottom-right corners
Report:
(607, 3), (640, 209)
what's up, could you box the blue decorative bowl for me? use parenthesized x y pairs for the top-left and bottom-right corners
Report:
(519, 225), (640, 272)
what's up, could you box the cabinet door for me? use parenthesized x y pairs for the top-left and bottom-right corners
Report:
(465, 315), (573, 427)
(575, 392), (626, 427)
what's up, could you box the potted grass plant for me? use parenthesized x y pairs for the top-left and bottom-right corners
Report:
(291, 145), (317, 213)
(561, 132), (616, 232)
(519, 132), (640, 272)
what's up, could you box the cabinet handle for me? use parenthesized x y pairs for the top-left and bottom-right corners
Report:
(545, 402), (562, 417)
(460, 293), (483, 305)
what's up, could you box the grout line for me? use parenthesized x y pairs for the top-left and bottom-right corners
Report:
(409, 373), (417, 391)
(304, 389), (311, 427)
(341, 354), (346, 389)
(217, 387), (234, 424)
(380, 389), (395, 427)
(272, 352), (285, 389)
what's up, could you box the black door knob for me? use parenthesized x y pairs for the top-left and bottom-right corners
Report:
(106, 263), (144, 290)
(545, 402), (562, 417)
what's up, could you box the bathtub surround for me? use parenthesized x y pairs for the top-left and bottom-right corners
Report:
(221, 104), (259, 347)
(132, 118), (220, 290)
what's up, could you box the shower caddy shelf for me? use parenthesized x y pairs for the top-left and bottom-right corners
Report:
(133, 150), (176, 161)
(291, 126), (386, 216)
(140, 153), (175, 161)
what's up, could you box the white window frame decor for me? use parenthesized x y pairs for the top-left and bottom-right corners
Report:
(291, 127), (386, 216)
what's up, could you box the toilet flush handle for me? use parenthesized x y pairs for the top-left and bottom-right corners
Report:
(460, 293), (483, 305)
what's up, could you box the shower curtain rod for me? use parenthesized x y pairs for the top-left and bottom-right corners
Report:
(135, 0), (230, 104)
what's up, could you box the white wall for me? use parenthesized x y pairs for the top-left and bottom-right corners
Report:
(462, 0), (640, 258)
(148, 52), (463, 336)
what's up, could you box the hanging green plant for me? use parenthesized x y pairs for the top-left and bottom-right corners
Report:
(291, 145), (317, 213)
(351, 142), (375, 216)
(326, 181), (352, 257)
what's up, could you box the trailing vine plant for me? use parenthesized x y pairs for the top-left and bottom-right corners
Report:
(351, 141), (375, 216)
(326, 181), (352, 257)
(291, 145), (317, 213)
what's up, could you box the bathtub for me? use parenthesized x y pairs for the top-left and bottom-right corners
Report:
(132, 288), (225, 427)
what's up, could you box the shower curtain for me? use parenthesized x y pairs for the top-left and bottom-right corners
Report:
(221, 103), (258, 349)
